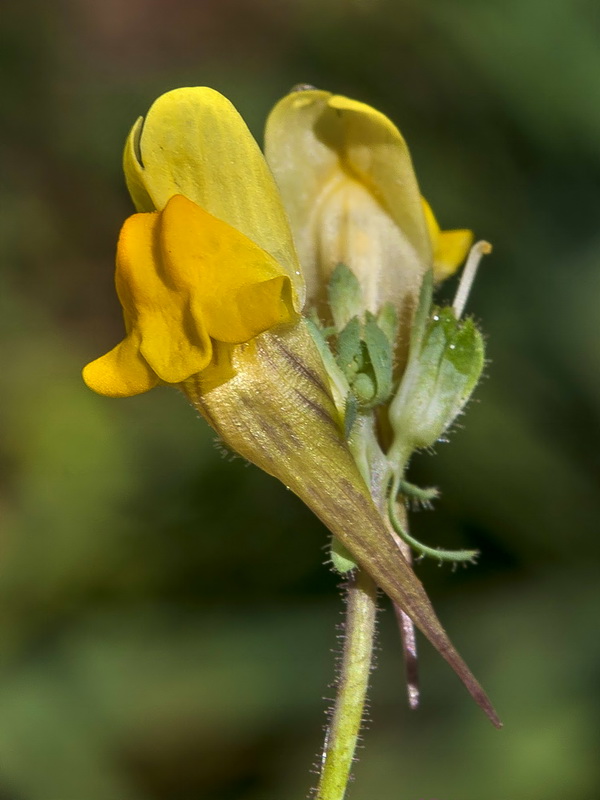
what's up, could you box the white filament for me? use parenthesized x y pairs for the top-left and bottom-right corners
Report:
(452, 240), (492, 319)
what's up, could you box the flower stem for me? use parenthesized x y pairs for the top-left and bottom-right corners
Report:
(316, 568), (378, 800)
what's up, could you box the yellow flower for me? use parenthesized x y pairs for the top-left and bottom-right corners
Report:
(85, 86), (306, 398)
(265, 89), (472, 319)
(82, 87), (498, 725)
(83, 194), (297, 397)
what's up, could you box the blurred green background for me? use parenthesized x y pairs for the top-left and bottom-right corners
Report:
(1, 0), (599, 798)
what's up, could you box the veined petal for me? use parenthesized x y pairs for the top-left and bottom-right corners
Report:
(421, 198), (474, 281)
(265, 89), (432, 312)
(123, 87), (305, 306)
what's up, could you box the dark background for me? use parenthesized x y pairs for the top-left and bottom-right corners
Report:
(1, 0), (599, 798)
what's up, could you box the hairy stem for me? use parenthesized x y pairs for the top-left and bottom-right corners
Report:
(316, 569), (378, 800)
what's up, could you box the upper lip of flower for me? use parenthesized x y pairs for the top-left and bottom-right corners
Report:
(122, 86), (306, 305)
(83, 86), (313, 398)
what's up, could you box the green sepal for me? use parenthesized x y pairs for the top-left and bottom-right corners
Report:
(363, 312), (393, 405)
(331, 536), (358, 573)
(336, 316), (363, 379)
(334, 313), (395, 411)
(376, 302), (400, 347)
(409, 269), (434, 356)
(305, 317), (350, 419)
(328, 263), (364, 331)
(323, 265), (398, 413)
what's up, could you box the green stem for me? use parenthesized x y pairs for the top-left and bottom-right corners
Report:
(316, 569), (378, 800)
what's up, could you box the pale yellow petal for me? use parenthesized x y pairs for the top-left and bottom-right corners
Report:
(123, 87), (304, 305)
(326, 94), (431, 261)
(265, 89), (432, 313)
(265, 90), (338, 298)
(315, 173), (425, 323)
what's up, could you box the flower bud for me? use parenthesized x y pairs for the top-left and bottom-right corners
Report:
(388, 285), (485, 468)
